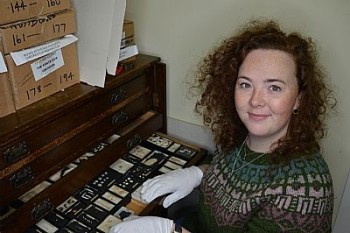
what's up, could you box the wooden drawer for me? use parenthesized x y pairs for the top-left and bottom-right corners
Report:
(0, 111), (164, 233)
(0, 54), (166, 232)
(0, 93), (152, 203)
(0, 74), (150, 172)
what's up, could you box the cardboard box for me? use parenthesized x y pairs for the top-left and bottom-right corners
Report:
(0, 72), (16, 117)
(0, 9), (76, 54)
(121, 19), (134, 49)
(119, 20), (137, 63)
(6, 42), (80, 110)
(0, 0), (72, 25)
(0, 51), (15, 117)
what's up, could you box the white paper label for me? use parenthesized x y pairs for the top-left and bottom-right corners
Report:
(10, 35), (78, 66)
(119, 44), (138, 61)
(0, 52), (8, 73)
(31, 49), (64, 81)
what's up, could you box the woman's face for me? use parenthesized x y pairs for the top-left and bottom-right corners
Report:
(235, 49), (300, 143)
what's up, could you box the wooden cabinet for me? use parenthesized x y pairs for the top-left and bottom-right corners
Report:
(0, 54), (206, 232)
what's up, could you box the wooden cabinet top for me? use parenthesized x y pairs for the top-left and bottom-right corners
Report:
(0, 54), (161, 141)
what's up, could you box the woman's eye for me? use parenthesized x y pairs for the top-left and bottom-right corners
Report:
(269, 85), (282, 92)
(238, 82), (251, 89)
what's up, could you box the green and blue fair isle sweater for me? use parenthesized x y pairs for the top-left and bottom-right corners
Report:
(183, 145), (334, 233)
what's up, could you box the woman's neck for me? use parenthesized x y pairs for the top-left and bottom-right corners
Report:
(246, 134), (279, 153)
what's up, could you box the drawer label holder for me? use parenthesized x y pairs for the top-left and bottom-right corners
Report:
(127, 134), (142, 150)
(32, 199), (53, 221)
(4, 141), (31, 163)
(111, 88), (127, 104)
(9, 167), (34, 189)
(112, 111), (129, 125)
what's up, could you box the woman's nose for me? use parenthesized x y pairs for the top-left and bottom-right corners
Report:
(250, 89), (265, 107)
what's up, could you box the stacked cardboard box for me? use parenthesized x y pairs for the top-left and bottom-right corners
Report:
(119, 19), (138, 65)
(6, 42), (80, 109)
(0, 0), (80, 115)
(0, 69), (15, 117)
(1, 35), (15, 117)
(0, 0), (72, 25)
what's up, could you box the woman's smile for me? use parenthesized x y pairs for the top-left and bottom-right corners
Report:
(248, 112), (270, 121)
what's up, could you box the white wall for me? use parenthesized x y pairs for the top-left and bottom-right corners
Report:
(125, 0), (350, 224)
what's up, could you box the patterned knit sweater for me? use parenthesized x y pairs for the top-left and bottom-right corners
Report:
(183, 145), (334, 233)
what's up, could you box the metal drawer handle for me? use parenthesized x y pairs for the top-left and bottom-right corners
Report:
(9, 167), (34, 189)
(4, 141), (30, 163)
(112, 111), (129, 125)
(32, 199), (53, 221)
(111, 88), (127, 104)
(127, 134), (142, 150)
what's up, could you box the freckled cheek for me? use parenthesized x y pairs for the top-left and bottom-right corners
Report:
(269, 99), (295, 116)
(234, 95), (246, 112)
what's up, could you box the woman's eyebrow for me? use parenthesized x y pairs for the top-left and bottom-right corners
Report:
(238, 76), (287, 85)
(237, 76), (250, 81)
(265, 79), (286, 85)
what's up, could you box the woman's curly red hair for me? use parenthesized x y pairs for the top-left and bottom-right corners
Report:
(192, 19), (336, 163)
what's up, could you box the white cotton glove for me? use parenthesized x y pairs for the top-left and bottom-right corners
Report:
(109, 216), (174, 233)
(141, 166), (203, 208)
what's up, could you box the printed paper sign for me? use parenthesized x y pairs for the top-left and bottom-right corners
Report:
(0, 52), (7, 73)
(10, 35), (77, 66)
(31, 49), (64, 81)
(119, 44), (138, 61)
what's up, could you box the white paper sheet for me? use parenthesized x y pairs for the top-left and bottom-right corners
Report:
(10, 35), (78, 66)
(72, 0), (126, 88)
(119, 44), (139, 61)
(0, 52), (7, 73)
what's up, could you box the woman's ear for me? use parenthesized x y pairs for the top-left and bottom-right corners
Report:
(293, 92), (303, 111)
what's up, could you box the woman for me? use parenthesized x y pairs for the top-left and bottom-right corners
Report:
(110, 19), (336, 233)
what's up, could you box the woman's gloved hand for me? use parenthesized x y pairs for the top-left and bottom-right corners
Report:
(141, 166), (203, 208)
(109, 216), (173, 233)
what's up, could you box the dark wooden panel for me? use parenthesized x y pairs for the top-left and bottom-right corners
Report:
(0, 55), (160, 145)
(0, 112), (163, 233)
(0, 93), (152, 203)
(0, 54), (168, 232)
(0, 73), (150, 172)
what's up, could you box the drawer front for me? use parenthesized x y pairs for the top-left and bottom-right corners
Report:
(0, 112), (163, 233)
(0, 94), (152, 201)
(0, 74), (149, 173)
